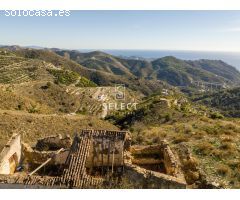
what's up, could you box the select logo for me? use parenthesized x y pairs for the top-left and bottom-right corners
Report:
(115, 84), (125, 100)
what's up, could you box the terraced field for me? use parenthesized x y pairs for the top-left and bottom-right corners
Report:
(0, 53), (141, 118)
(65, 86), (142, 118)
(3, 82), (140, 118)
(0, 55), (57, 84)
(0, 55), (26, 68)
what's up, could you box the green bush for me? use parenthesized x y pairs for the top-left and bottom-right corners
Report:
(48, 69), (79, 85)
(210, 112), (224, 119)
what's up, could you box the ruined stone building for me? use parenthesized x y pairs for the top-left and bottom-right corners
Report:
(0, 130), (186, 189)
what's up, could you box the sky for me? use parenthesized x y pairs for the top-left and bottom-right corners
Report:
(1, 10), (240, 52)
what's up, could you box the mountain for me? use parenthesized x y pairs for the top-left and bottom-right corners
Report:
(53, 50), (240, 88)
(0, 49), (120, 151)
(0, 47), (169, 95)
(187, 59), (240, 84)
(151, 56), (231, 85)
(124, 56), (240, 86)
(3, 46), (240, 96)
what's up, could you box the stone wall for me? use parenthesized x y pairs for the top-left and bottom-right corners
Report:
(126, 141), (186, 189)
(0, 134), (22, 175)
(22, 142), (69, 165)
(0, 130), (187, 189)
(130, 145), (164, 166)
(162, 141), (178, 176)
(125, 163), (186, 189)
(22, 130), (130, 170)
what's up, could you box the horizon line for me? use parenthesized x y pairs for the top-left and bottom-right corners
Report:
(1, 44), (240, 54)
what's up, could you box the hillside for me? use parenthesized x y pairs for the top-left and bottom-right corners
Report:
(0, 109), (118, 150)
(1, 46), (240, 188)
(2, 81), (140, 117)
(187, 59), (240, 84)
(151, 57), (229, 86)
(54, 50), (240, 88)
(4, 47), (239, 96)
(192, 87), (240, 117)
(106, 92), (240, 188)
(0, 49), (142, 118)
(0, 85), (53, 114)
(55, 50), (134, 76)
(1, 48), (166, 95)
(106, 90), (207, 129)
(0, 50), (96, 87)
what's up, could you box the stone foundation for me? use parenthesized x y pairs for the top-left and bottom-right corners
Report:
(125, 163), (186, 189)
(0, 130), (186, 189)
(126, 141), (186, 188)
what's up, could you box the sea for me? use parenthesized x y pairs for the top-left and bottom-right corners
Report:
(81, 49), (240, 71)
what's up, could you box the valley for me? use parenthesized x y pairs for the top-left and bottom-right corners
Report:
(0, 46), (240, 188)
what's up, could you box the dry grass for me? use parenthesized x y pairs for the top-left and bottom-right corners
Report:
(220, 142), (237, 151)
(0, 110), (118, 150)
(216, 164), (231, 177)
(129, 117), (240, 188)
(195, 142), (214, 156)
(172, 135), (189, 144)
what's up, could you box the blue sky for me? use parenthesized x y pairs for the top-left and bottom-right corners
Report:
(1, 11), (240, 52)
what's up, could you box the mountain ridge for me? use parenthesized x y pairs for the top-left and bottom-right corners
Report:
(53, 49), (240, 87)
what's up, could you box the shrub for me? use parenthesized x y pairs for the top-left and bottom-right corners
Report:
(28, 104), (39, 113)
(77, 107), (87, 115)
(76, 77), (97, 87)
(151, 136), (161, 144)
(184, 125), (193, 134)
(204, 126), (219, 135)
(210, 112), (224, 119)
(88, 122), (93, 127)
(224, 124), (238, 132)
(221, 136), (233, 143)
(182, 157), (199, 171)
(195, 142), (214, 156)
(135, 134), (145, 144)
(210, 149), (222, 159)
(227, 160), (240, 170)
(172, 135), (189, 144)
(220, 142), (236, 151)
(164, 113), (172, 122)
(216, 164), (231, 176)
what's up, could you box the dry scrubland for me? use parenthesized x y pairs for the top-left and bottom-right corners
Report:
(130, 117), (240, 188)
(0, 110), (118, 150)
(107, 93), (240, 188)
